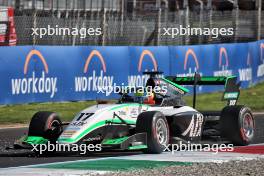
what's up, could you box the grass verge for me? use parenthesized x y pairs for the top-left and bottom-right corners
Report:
(0, 101), (96, 124)
(0, 82), (263, 125)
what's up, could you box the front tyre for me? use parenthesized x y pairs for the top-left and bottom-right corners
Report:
(28, 111), (63, 142)
(136, 111), (169, 154)
(220, 106), (255, 145)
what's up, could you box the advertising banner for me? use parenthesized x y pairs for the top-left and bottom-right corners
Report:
(0, 40), (264, 104)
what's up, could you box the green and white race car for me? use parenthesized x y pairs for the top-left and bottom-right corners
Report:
(14, 72), (255, 154)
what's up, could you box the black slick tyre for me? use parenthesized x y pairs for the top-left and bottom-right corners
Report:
(136, 111), (169, 154)
(28, 111), (63, 142)
(220, 106), (255, 145)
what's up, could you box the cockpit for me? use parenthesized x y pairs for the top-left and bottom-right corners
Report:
(118, 77), (187, 107)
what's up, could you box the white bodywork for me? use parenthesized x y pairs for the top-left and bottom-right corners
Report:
(58, 103), (197, 144)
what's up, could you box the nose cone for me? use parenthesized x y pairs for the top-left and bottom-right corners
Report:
(57, 104), (116, 144)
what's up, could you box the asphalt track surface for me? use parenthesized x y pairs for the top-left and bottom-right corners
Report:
(0, 114), (264, 168)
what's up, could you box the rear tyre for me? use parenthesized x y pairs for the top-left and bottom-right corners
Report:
(220, 106), (255, 145)
(136, 111), (169, 154)
(28, 111), (63, 142)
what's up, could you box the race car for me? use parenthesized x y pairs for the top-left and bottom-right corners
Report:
(13, 72), (255, 154)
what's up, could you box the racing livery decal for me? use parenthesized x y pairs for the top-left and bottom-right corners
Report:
(182, 113), (204, 137)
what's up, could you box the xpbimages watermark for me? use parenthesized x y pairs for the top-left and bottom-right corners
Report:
(161, 25), (234, 39)
(31, 25), (102, 38)
(31, 141), (102, 155)
(163, 141), (234, 154)
(97, 84), (168, 96)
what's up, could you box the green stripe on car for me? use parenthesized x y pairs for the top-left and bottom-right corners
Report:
(110, 103), (149, 110)
(24, 136), (48, 145)
(128, 145), (148, 150)
(102, 136), (129, 145)
(58, 119), (136, 143)
(162, 78), (189, 93)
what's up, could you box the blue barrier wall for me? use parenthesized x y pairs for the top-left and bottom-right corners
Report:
(0, 40), (264, 104)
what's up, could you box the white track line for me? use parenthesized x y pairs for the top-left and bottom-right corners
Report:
(0, 150), (264, 176)
(0, 168), (109, 176)
(2, 149), (264, 171)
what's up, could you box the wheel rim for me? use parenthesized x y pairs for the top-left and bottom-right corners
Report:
(155, 118), (168, 145)
(50, 120), (61, 134)
(242, 113), (254, 139)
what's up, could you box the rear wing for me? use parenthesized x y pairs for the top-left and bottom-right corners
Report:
(166, 73), (241, 107)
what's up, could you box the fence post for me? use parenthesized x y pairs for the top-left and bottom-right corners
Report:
(133, 0), (137, 19)
(72, 10), (80, 46)
(195, 0), (204, 44)
(102, 8), (107, 46)
(156, 0), (161, 8)
(163, 0), (169, 45)
(121, 0), (124, 36)
(257, 0), (262, 40)
(207, 0), (212, 42)
(157, 8), (161, 45)
(33, 8), (36, 45)
(235, 1), (239, 42)
(133, 0), (137, 9)
(15, 0), (20, 9)
(141, 26), (147, 45)
(177, 10), (183, 45)
(184, 0), (189, 45)
(32, 0), (36, 9)
(230, 0), (239, 42)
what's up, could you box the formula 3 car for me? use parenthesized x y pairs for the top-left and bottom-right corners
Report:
(13, 72), (255, 154)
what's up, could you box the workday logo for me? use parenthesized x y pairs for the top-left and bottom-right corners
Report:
(257, 43), (264, 77)
(238, 52), (252, 81)
(83, 50), (106, 73)
(128, 50), (158, 87)
(177, 49), (202, 77)
(11, 49), (58, 98)
(213, 47), (232, 77)
(137, 50), (158, 72)
(74, 50), (114, 94)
